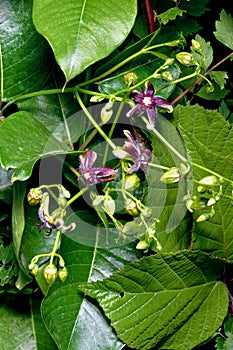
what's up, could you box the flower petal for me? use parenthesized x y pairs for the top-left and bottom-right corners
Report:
(126, 104), (145, 118)
(153, 96), (173, 112)
(146, 108), (156, 129)
(145, 82), (155, 97)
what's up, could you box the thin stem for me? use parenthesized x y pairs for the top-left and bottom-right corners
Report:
(143, 0), (155, 33)
(141, 116), (188, 163)
(103, 93), (128, 165)
(191, 161), (233, 185)
(49, 230), (61, 265)
(2, 87), (74, 112)
(148, 162), (170, 170)
(75, 91), (116, 149)
(66, 186), (89, 206)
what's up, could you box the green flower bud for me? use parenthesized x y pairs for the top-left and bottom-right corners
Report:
(206, 85), (214, 93)
(191, 39), (201, 52)
(123, 72), (138, 86)
(198, 175), (220, 188)
(103, 196), (115, 216)
(190, 197), (208, 211)
(176, 52), (195, 66)
(136, 240), (150, 250)
(58, 266), (68, 282)
(207, 197), (216, 207)
(197, 185), (207, 193)
(122, 221), (140, 236)
(29, 264), (39, 277)
(124, 199), (140, 217)
(27, 187), (42, 206)
(43, 264), (58, 285)
(196, 213), (210, 222)
(161, 71), (173, 81)
(160, 167), (181, 184)
(101, 101), (113, 124)
(124, 174), (140, 191)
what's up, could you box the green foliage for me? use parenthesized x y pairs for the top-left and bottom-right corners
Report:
(0, 0), (233, 349)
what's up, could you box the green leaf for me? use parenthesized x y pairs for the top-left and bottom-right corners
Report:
(209, 71), (228, 90)
(214, 10), (233, 50)
(0, 297), (36, 349)
(12, 181), (26, 257)
(158, 7), (185, 25)
(78, 250), (229, 350)
(216, 315), (233, 350)
(32, 0), (137, 82)
(176, 104), (233, 261)
(0, 0), (52, 99)
(193, 34), (213, 69)
(41, 235), (141, 350)
(0, 111), (70, 181)
(196, 84), (230, 100)
(30, 298), (57, 350)
(145, 114), (192, 252)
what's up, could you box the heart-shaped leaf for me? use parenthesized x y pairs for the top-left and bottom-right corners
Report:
(0, 0), (52, 99)
(78, 250), (228, 350)
(33, 0), (137, 82)
(176, 104), (233, 262)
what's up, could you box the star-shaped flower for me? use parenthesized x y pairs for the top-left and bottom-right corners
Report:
(126, 82), (173, 129)
(113, 130), (152, 173)
(77, 150), (116, 187)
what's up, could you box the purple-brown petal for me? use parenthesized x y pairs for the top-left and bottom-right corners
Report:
(153, 96), (173, 112)
(146, 108), (157, 129)
(126, 104), (144, 118)
(145, 82), (155, 97)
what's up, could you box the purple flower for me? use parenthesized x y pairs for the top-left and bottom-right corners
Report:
(38, 206), (63, 236)
(113, 130), (152, 173)
(126, 82), (173, 129)
(78, 150), (116, 187)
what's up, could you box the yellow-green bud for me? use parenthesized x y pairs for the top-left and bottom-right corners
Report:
(101, 101), (113, 124)
(176, 52), (195, 66)
(43, 264), (58, 285)
(160, 167), (181, 184)
(198, 175), (220, 187)
(123, 72), (138, 86)
(58, 267), (68, 282)
(124, 199), (140, 217)
(197, 185), (207, 193)
(122, 221), (140, 236)
(161, 71), (173, 81)
(136, 240), (150, 250)
(190, 197), (208, 211)
(27, 187), (42, 206)
(191, 39), (201, 52)
(196, 213), (210, 222)
(124, 174), (140, 191)
(103, 196), (115, 216)
(207, 197), (216, 206)
(29, 264), (39, 277)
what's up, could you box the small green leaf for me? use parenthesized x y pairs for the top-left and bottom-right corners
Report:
(209, 71), (228, 90)
(78, 250), (228, 350)
(33, 0), (137, 82)
(158, 7), (185, 25)
(214, 10), (233, 50)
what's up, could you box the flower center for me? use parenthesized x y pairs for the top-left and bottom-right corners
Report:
(143, 96), (152, 107)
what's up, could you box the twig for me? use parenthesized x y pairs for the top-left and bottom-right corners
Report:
(143, 0), (155, 34)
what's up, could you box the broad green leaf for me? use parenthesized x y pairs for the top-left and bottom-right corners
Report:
(181, 0), (210, 17)
(0, 297), (36, 350)
(0, 165), (13, 204)
(176, 104), (233, 261)
(32, 0), (137, 82)
(0, 0), (52, 99)
(41, 235), (141, 350)
(158, 7), (185, 25)
(196, 84), (230, 100)
(214, 10), (233, 50)
(145, 114), (192, 252)
(0, 111), (70, 181)
(30, 298), (57, 350)
(192, 34), (213, 69)
(78, 250), (229, 350)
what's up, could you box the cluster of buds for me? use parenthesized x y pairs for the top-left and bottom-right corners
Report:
(29, 254), (68, 285)
(184, 175), (222, 222)
(27, 184), (76, 285)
